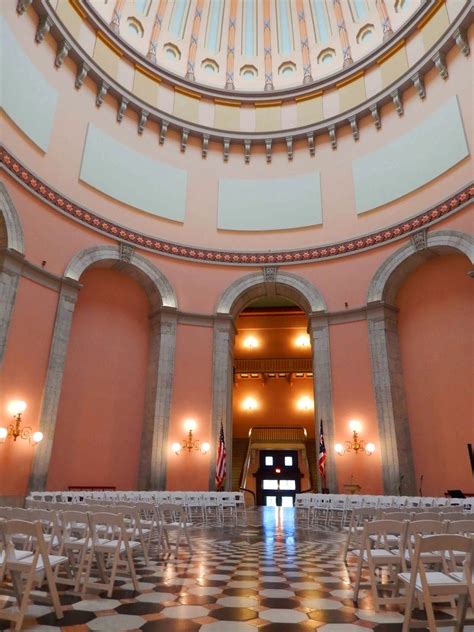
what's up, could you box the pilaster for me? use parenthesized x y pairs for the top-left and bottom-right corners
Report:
(28, 281), (81, 491)
(0, 250), (23, 368)
(209, 315), (236, 491)
(138, 307), (178, 490)
(307, 312), (337, 492)
(367, 302), (416, 495)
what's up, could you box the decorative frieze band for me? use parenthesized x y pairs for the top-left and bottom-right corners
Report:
(2, 148), (472, 267)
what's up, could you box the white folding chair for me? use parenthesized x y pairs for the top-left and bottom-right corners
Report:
(83, 512), (140, 597)
(353, 519), (408, 610)
(0, 519), (68, 631)
(399, 534), (474, 632)
(156, 504), (193, 557)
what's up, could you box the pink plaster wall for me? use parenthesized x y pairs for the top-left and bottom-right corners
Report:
(165, 323), (213, 490)
(46, 268), (149, 490)
(397, 253), (474, 497)
(329, 320), (383, 494)
(0, 278), (57, 497)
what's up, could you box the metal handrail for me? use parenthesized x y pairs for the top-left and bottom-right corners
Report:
(240, 487), (256, 506)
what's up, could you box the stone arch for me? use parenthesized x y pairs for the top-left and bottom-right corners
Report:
(30, 244), (178, 491)
(64, 244), (177, 310)
(216, 270), (327, 317)
(211, 269), (337, 494)
(0, 182), (24, 254)
(0, 183), (25, 368)
(368, 229), (474, 305)
(366, 229), (474, 496)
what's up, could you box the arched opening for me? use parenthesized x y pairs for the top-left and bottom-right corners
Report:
(366, 229), (474, 495)
(397, 252), (473, 496)
(233, 297), (316, 507)
(29, 245), (178, 492)
(46, 267), (150, 490)
(211, 270), (336, 498)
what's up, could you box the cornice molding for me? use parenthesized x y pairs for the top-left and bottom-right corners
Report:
(2, 147), (472, 267)
(22, 0), (473, 160)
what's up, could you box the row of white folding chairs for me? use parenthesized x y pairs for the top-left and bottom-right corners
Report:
(295, 494), (473, 528)
(348, 519), (474, 631)
(25, 492), (247, 526)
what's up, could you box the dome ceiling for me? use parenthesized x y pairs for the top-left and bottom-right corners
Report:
(92, 0), (420, 92)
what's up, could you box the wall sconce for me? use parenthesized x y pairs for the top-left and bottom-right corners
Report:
(297, 396), (313, 411)
(335, 419), (375, 456)
(0, 401), (43, 446)
(172, 419), (209, 455)
(242, 397), (258, 411)
(295, 334), (311, 348)
(243, 336), (259, 349)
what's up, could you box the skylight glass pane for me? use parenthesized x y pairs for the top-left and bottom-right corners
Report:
(242, 0), (256, 56)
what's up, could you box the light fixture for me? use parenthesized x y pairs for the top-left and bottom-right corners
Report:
(242, 397), (258, 411)
(172, 419), (209, 455)
(0, 401), (43, 446)
(295, 334), (311, 348)
(243, 336), (259, 349)
(335, 419), (375, 456)
(297, 396), (313, 411)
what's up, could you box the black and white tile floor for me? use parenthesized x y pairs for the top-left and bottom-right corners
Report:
(1, 507), (472, 631)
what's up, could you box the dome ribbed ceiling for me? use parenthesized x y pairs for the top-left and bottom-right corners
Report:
(94, 0), (419, 91)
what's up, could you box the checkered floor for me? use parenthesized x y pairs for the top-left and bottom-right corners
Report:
(1, 507), (472, 631)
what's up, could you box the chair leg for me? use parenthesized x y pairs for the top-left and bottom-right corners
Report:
(423, 590), (438, 632)
(352, 554), (364, 602)
(125, 545), (139, 592)
(402, 582), (416, 632)
(454, 593), (468, 632)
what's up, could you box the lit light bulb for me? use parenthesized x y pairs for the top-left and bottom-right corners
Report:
(243, 397), (257, 411)
(32, 431), (43, 444)
(201, 442), (210, 454)
(243, 336), (259, 349)
(348, 419), (362, 433)
(172, 442), (182, 454)
(335, 443), (344, 455)
(8, 400), (27, 416)
(297, 396), (313, 411)
(184, 419), (197, 432)
(0, 427), (8, 441)
(366, 442), (375, 454)
(295, 334), (310, 348)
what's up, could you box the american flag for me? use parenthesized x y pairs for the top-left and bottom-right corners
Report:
(215, 421), (226, 491)
(318, 419), (327, 482)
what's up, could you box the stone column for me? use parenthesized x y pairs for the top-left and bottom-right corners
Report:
(138, 308), (177, 490)
(147, 0), (167, 63)
(29, 281), (80, 491)
(185, 0), (204, 81)
(333, 0), (353, 68)
(225, 0), (238, 89)
(110, 0), (125, 34)
(367, 303), (416, 495)
(308, 312), (337, 493)
(376, 0), (394, 42)
(263, 0), (274, 91)
(209, 315), (235, 491)
(0, 250), (23, 368)
(296, 0), (313, 84)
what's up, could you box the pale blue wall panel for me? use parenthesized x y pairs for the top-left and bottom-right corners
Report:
(80, 124), (187, 222)
(353, 96), (469, 214)
(1, 18), (58, 152)
(218, 173), (322, 231)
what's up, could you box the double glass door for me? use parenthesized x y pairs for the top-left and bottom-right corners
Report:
(256, 450), (301, 507)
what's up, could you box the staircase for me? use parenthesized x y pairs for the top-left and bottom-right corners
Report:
(232, 437), (249, 491)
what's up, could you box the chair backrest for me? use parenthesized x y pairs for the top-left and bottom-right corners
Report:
(364, 519), (408, 550)
(447, 520), (474, 535)
(0, 519), (45, 561)
(157, 503), (187, 527)
(415, 533), (473, 555)
(60, 510), (89, 542)
(88, 512), (126, 544)
(380, 511), (411, 521)
(441, 512), (469, 522)
(411, 512), (439, 521)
